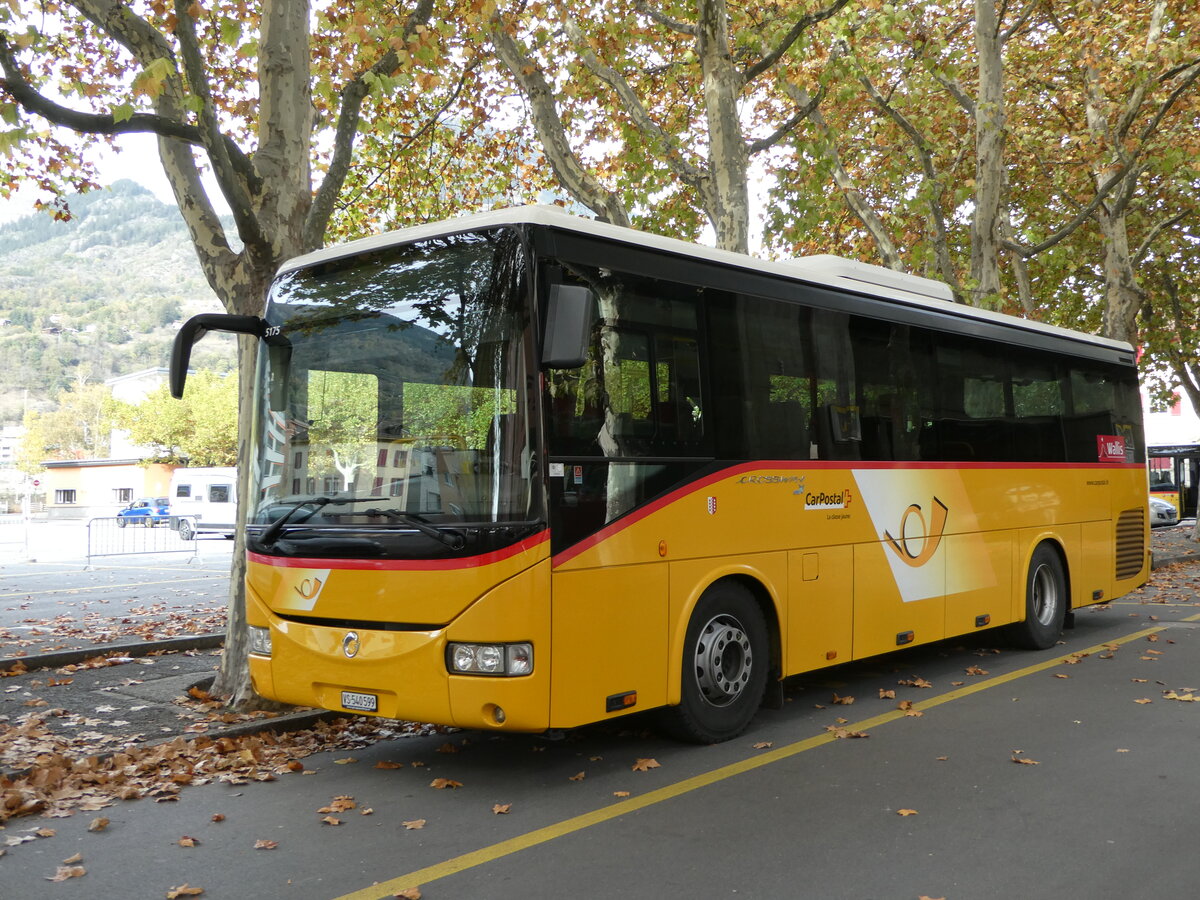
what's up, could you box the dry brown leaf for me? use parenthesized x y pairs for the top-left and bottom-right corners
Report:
(254, 839), (279, 850)
(832, 693), (855, 705)
(1053, 674), (1070, 679)
(333, 757), (357, 765)
(178, 836), (199, 848)
(613, 791), (631, 798)
(897, 809), (918, 817)
(166, 886), (204, 898)
(402, 819), (426, 830)
(430, 778), (462, 790)
(879, 689), (896, 700)
(899, 677), (933, 688)
(321, 816), (342, 826)
(965, 666), (988, 676)
(1012, 756), (1040, 765)
(87, 817), (110, 833)
(394, 888), (422, 900)
(46, 864), (86, 882)
(568, 771), (586, 782)
(632, 758), (660, 772)
(1134, 698), (1153, 705)
(36, 827), (56, 837)
(211, 814), (225, 823)
(375, 761), (405, 770)
(361, 808), (374, 816)
(492, 804), (511, 815)
(752, 741), (773, 749)
(62, 853), (83, 865)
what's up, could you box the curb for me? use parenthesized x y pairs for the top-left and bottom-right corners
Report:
(0, 632), (226, 674)
(1152, 552), (1200, 570)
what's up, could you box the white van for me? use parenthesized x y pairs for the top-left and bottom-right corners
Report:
(168, 467), (237, 540)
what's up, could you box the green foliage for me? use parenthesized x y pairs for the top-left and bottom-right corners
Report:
(113, 371), (238, 466)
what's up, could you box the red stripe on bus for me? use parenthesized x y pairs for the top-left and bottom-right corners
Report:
(549, 459), (1143, 568)
(248, 529), (549, 571)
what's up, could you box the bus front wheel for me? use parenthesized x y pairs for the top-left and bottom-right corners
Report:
(1008, 544), (1067, 651)
(662, 582), (768, 743)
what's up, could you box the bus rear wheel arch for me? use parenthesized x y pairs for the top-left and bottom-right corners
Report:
(1007, 542), (1068, 651)
(661, 580), (771, 743)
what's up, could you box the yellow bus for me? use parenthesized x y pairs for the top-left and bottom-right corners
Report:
(171, 206), (1150, 742)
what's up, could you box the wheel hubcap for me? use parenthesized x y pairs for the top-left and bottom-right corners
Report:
(1031, 563), (1059, 626)
(693, 614), (753, 707)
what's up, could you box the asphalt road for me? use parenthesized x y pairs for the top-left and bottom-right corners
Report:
(0, 520), (232, 657)
(3, 570), (1199, 900)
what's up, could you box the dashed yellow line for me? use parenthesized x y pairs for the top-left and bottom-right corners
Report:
(336, 615), (1200, 899)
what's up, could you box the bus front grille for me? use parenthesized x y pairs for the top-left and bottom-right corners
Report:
(1115, 508), (1146, 580)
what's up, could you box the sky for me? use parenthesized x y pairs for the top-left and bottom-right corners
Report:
(0, 133), (187, 225)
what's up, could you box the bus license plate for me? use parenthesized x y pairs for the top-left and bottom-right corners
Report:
(341, 691), (378, 713)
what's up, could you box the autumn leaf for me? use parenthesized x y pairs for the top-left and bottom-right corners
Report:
(46, 864), (86, 882)
(394, 888), (422, 899)
(430, 778), (463, 790)
(1053, 674), (1070, 679)
(965, 666), (988, 676)
(613, 791), (631, 798)
(63, 853), (83, 865)
(254, 839), (279, 850)
(402, 820), (426, 830)
(321, 816), (342, 826)
(88, 817), (110, 832)
(832, 693), (855, 705)
(333, 757), (357, 765)
(361, 808), (374, 816)
(375, 761), (405, 769)
(1012, 756), (1040, 765)
(879, 689), (896, 700)
(492, 804), (511, 815)
(210, 814), (225, 823)
(752, 741), (773, 749)
(568, 772), (586, 782)
(899, 677), (933, 688)
(1134, 698), (1153, 705)
(36, 827), (56, 837)
(178, 836), (199, 848)
(897, 809), (918, 817)
(631, 758), (660, 772)
(166, 886), (204, 898)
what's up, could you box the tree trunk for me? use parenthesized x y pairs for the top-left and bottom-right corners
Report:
(968, 0), (1006, 307)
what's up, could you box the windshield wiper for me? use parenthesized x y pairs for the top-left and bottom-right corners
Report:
(365, 508), (466, 550)
(258, 496), (374, 547)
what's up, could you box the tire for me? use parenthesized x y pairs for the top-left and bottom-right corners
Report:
(116, 518), (127, 529)
(660, 582), (769, 743)
(1007, 544), (1067, 650)
(178, 519), (195, 541)
(143, 516), (154, 527)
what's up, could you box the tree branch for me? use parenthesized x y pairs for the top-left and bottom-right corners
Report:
(747, 85), (824, 155)
(306, 0), (435, 249)
(633, 1), (697, 36)
(741, 0), (850, 84)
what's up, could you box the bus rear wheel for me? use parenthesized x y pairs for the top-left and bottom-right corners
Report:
(1008, 544), (1066, 650)
(661, 582), (768, 743)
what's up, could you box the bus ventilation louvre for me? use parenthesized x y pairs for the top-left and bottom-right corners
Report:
(1115, 508), (1146, 580)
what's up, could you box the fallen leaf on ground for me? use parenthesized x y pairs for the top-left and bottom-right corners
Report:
(965, 666), (988, 676)
(492, 804), (511, 815)
(568, 772), (586, 782)
(430, 778), (462, 790)
(211, 814), (225, 823)
(375, 761), (405, 770)
(897, 809), (918, 817)
(1134, 698), (1153, 705)
(752, 741), (773, 749)
(166, 886), (204, 898)
(613, 791), (631, 798)
(394, 888), (422, 899)
(321, 816), (341, 826)
(46, 864), (86, 882)
(632, 758), (660, 772)
(254, 839), (278, 850)
(333, 757), (357, 765)
(1012, 756), (1040, 765)
(403, 820), (426, 830)
(87, 817), (110, 832)
(879, 689), (896, 700)
(178, 836), (199, 848)
(832, 693), (854, 705)
(63, 853), (83, 864)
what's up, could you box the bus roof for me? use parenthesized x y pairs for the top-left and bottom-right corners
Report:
(278, 205), (1132, 357)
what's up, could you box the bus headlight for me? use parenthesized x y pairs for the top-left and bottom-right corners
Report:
(447, 642), (533, 676)
(248, 626), (272, 657)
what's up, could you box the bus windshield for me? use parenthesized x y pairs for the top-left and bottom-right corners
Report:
(246, 228), (538, 557)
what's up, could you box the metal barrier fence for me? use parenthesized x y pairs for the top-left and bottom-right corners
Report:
(86, 516), (200, 567)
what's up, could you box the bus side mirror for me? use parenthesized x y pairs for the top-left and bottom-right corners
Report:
(541, 284), (595, 369)
(170, 314), (267, 398)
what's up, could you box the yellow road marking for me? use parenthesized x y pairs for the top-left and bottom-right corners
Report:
(337, 616), (1199, 899)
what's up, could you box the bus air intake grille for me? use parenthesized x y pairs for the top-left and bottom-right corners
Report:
(1114, 508), (1146, 580)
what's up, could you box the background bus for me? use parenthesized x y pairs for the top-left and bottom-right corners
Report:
(172, 206), (1149, 742)
(1148, 444), (1199, 522)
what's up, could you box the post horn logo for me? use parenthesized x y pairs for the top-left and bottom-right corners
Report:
(884, 497), (949, 568)
(342, 632), (361, 659)
(295, 577), (323, 601)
